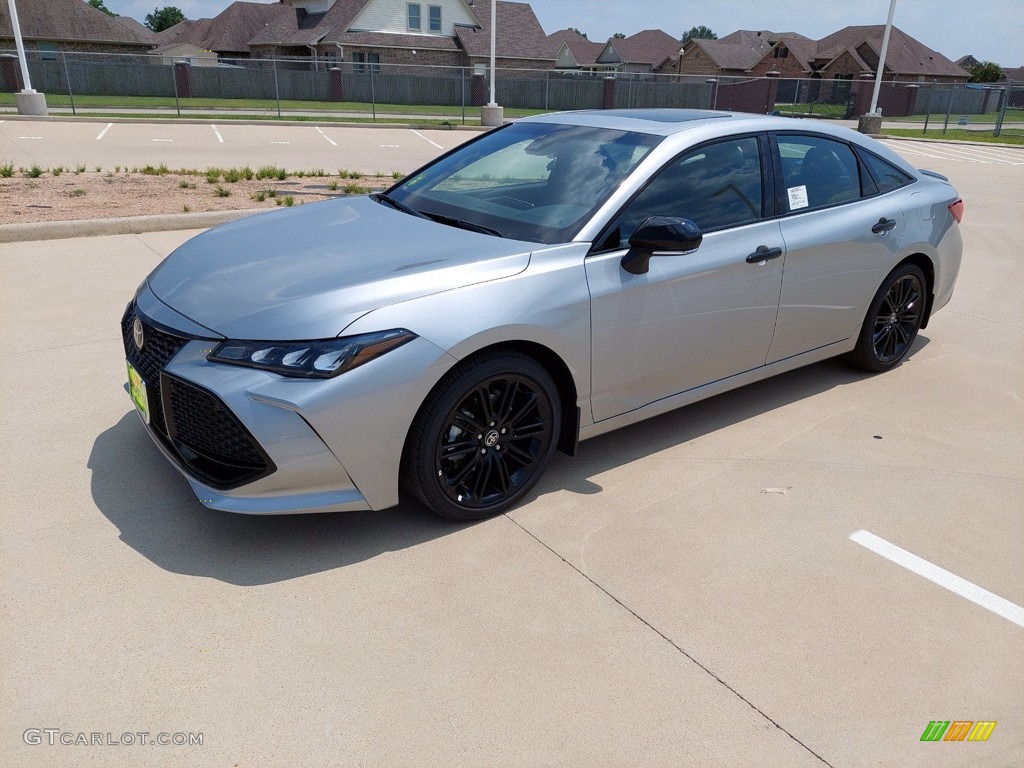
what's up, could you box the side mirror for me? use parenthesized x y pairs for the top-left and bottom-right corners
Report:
(621, 217), (703, 275)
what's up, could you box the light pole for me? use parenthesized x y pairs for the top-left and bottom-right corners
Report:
(480, 0), (503, 126)
(6, 0), (48, 115)
(868, 0), (897, 115)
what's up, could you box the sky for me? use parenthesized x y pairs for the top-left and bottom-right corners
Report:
(102, 0), (1023, 67)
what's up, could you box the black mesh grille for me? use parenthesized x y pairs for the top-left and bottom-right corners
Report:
(164, 375), (265, 467)
(121, 301), (274, 489)
(121, 302), (189, 437)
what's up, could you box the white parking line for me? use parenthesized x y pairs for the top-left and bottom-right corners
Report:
(271, 141), (290, 145)
(151, 139), (173, 142)
(96, 123), (113, 141)
(18, 136), (42, 140)
(411, 129), (443, 150)
(850, 530), (1024, 628)
(315, 126), (337, 146)
(211, 124), (224, 143)
(883, 140), (1024, 166)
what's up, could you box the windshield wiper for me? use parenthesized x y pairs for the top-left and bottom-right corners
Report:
(419, 211), (504, 238)
(371, 192), (429, 220)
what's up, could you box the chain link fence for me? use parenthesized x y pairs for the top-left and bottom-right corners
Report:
(1, 49), (1020, 139)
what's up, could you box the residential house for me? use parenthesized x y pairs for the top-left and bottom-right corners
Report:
(592, 29), (680, 75)
(663, 30), (808, 77)
(1003, 66), (1024, 83)
(547, 28), (605, 72)
(0, 0), (154, 56)
(956, 54), (980, 70)
(246, 0), (554, 71)
(748, 26), (968, 83)
(153, 2), (292, 60)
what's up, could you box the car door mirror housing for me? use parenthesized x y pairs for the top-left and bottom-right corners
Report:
(622, 217), (703, 275)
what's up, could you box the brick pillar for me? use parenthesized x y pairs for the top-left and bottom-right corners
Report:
(471, 73), (486, 107)
(329, 67), (343, 101)
(173, 61), (192, 99)
(764, 70), (780, 114)
(853, 73), (875, 117)
(1, 54), (20, 92)
(602, 77), (616, 109)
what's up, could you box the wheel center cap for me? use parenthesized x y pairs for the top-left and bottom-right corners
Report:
(888, 313), (898, 324)
(484, 430), (500, 447)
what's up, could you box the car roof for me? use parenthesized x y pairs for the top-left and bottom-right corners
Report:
(517, 109), (919, 178)
(521, 109), (781, 136)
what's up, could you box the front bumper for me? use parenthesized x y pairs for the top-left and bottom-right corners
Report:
(122, 287), (456, 514)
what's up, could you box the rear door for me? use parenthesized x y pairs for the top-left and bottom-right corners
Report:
(766, 133), (907, 364)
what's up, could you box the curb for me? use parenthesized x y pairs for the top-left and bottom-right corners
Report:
(875, 134), (1023, 150)
(0, 209), (264, 244)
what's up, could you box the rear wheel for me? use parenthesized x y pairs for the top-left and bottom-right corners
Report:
(847, 262), (927, 372)
(402, 352), (560, 520)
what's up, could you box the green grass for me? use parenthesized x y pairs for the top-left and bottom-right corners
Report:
(0, 160), (15, 178)
(69, 188), (87, 197)
(880, 128), (1024, 145)
(888, 108), (1024, 123)
(214, 184), (231, 197)
(775, 102), (847, 118)
(24, 164), (44, 178)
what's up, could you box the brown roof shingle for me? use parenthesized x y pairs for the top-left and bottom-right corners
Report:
(0, 0), (153, 47)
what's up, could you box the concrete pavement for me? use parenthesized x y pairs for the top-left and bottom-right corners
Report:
(0, 119), (476, 176)
(1, 144), (1021, 767)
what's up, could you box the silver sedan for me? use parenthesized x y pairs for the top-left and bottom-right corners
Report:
(121, 109), (963, 520)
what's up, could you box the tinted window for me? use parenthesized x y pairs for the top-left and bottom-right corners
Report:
(609, 136), (763, 247)
(778, 136), (861, 211)
(860, 150), (914, 193)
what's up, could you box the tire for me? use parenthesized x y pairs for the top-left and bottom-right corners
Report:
(846, 262), (927, 372)
(402, 351), (561, 521)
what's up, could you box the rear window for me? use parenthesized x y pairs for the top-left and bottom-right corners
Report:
(859, 151), (915, 194)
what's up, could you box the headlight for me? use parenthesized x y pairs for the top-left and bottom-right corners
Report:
(208, 329), (416, 379)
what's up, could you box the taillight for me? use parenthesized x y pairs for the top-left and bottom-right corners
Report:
(948, 198), (964, 224)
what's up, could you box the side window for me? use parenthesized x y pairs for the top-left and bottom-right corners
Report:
(778, 136), (861, 212)
(859, 150), (914, 194)
(609, 136), (763, 247)
(407, 3), (421, 31)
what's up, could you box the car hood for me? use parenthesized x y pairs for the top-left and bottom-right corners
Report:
(146, 197), (535, 340)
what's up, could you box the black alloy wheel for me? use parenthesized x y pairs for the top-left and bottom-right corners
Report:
(403, 352), (560, 520)
(848, 262), (927, 372)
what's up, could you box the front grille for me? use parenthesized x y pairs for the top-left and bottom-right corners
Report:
(121, 301), (275, 490)
(122, 303), (190, 436)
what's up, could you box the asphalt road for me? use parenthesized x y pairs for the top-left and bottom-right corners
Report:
(1, 134), (1022, 767)
(0, 119), (477, 175)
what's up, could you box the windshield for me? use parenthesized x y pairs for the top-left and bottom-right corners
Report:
(385, 122), (662, 244)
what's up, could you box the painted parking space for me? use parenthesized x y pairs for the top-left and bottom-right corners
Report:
(882, 139), (1024, 165)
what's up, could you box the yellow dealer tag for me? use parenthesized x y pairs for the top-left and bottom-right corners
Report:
(126, 361), (150, 425)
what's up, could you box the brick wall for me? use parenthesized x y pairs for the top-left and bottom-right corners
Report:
(675, 48), (724, 76)
(749, 54), (807, 78)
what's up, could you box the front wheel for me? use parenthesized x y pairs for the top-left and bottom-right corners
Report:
(402, 352), (561, 520)
(847, 262), (927, 372)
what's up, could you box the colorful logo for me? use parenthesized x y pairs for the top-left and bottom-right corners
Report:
(921, 721), (996, 742)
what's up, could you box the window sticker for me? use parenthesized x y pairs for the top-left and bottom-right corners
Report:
(787, 185), (809, 210)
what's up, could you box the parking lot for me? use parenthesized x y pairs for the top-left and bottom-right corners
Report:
(1, 128), (1022, 767)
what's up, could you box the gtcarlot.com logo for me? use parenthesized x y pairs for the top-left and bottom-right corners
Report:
(921, 721), (996, 742)
(23, 729), (203, 747)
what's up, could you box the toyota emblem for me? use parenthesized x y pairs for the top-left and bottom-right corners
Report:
(132, 316), (145, 350)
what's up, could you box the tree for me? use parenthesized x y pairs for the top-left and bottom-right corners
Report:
(681, 25), (717, 44)
(145, 6), (186, 32)
(968, 61), (1004, 83)
(567, 27), (588, 40)
(87, 0), (117, 16)
(612, 32), (626, 39)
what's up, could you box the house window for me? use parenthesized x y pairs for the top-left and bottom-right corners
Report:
(429, 5), (442, 32)
(407, 3), (421, 31)
(351, 52), (380, 73)
(39, 42), (58, 60)
(773, 46), (789, 59)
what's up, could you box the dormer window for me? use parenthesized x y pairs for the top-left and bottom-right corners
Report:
(407, 3), (421, 31)
(773, 46), (789, 59)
